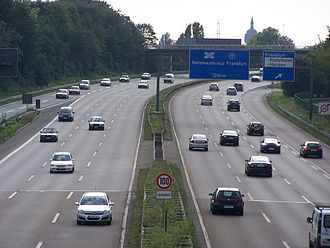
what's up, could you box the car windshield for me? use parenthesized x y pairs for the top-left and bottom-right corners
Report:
(251, 123), (261, 127)
(324, 215), (330, 228)
(60, 109), (71, 113)
(71, 86), (79, 89)
(91, 117), (103, 122)
(58, 89), (66, 93)
(251, 157), (269, 163)
(230, 100), (239, 103)
(217, 191), (241, 199)
(53, 154), (71, 161)
(121, 75), (128, 78)
(80, 196), (107, 205)
(42, 128), (56, 133)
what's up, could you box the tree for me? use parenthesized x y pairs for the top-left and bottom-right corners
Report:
(137, 23), (158, 48)
(179, 22), (204, 39)
(248, 27), (294, 46)
(159, 32), (173, 47)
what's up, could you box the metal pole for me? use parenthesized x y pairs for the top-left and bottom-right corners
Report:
(156, 65), (160, 112)
(309, 69), (313, 121)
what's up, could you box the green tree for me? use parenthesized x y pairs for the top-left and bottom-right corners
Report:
(179, 22), (204, 39)
(248, 27), (294, 46)
(159, 32), (174, 47)
(137, 23), (158, 48)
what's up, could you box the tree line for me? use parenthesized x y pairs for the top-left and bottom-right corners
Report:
(0, 0), (145, 97)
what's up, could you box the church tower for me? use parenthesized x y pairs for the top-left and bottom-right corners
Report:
(244, 17), (257, 44)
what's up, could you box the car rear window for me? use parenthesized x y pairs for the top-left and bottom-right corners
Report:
(217, 191), (241, 199)
(53, 154), (71, 161)
(324, 215), (330, 228)
(307, 143), (320, 148)
(251, 157), (270, 163)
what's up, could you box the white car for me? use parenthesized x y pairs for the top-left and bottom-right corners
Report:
(88, 116), (105, 130)
(50, 152), (74, 173)
(40, 127), (58, 142)
(119, 75), (130, 82)
(55, 89), (69, 99)
(100, 78), (111, 86)
(138, 80), (149, 89)
(189, 134), (209, 151)
(79, 80), (90, 90)
(307, 206), (330, 248)
(251, 75), (261, 82)
(163, 73), (174, 83)
(141, 72), (151, 80)
(201, 95), (213, 105)
(75, 192), (114, 225)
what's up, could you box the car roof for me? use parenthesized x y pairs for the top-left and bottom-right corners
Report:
(202, 95), (212, 98)
(227, 87), (236, 89)
(216, 187), (240, 192)
(60, 106), (72, 109)
(223, 130), (238, 135)
(52, 152), (71, 155)
(305, 141), (319, 144)
(229, 99), (239, 102)
(192, 134), (207, 138)
(210, 82), (218, 85)
(264, 138), (278, 142)
(91, 115), (102, 119)
(82, 192), (107, 197)
(250, 121), (262, 124)
(234, 82), (242, 84)
(71, 85), (79, 88)
(139, 80), (148, 83)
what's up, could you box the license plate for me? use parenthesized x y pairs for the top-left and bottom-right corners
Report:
(228, 137), (233, 139)
(269, 148), (275, 150)
(311, 149), (317, 151)
(257, 164), (264, 167)
(224, 206), (234, 209)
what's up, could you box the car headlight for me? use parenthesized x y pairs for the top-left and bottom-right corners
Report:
(103, 210), (110, 214)
(78, 209), (85, 214)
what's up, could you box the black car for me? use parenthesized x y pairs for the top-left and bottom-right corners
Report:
(209, 187), (244, 215)
(247, 121), (264, 136)
(245, 156), (272, 177)
(220, 130), (239, 146)
(40, 127), (58, 142)
(300, 141), (323, 158)
(260, 138), (281, 153)
(234, 82), (244, 91)
(227, 99), (240, 111)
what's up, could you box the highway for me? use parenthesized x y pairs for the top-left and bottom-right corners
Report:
(0, 76), (189, 248)
(171, 79), (330, 248)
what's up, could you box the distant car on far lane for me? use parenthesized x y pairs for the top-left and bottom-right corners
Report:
(234, 82), (244, 91)
(79, 80), (90, 90)
(189, 134), (209, 151)
(163, 73), (174, 83)
(119, 75), (130, 82)
(226, 87), (237, 95)
(138, 80), (149, 89)
(88, 116), (105, 130)
(260, 138), (281, 154)
(69, 86), (80, 95)
(40, 127), (58, 142)
(300, 141), (323, 158)
(56, 89), (69, 99)
(201, 95), (213, 106)
(209, 83), (220, 91)
(141, 73), (151, 80)
(100, 78), (111, 86)
(251, 75), (261, 82)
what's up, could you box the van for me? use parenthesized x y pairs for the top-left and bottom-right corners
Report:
(58, 106), (74, 122)
(307, 205), (330, 248)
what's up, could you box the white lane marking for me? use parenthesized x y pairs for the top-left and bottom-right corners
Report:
(262, 212), (271, 223)
(86, 113), (90, 116)
(201, 120), (205, 124)
(75, 126), (79, 130)
(111, 120), (114, 123)
(291, 150), (298, 155)
(301, 158), (307, 163)
(41, 100), (48, 103)
(87, 161), (91, 168)
(209, 134), (212, 138)
(66, 192), (74, 199)
(103, 134), (107, 137)
(69, 133), (73, 138)
(219, 152), (224, 157)
(6, 110), (14, 113)
(41, 162), (47, 167)
(282, 241), (290, 248)
(311, 165), (319, 170)
(284, 144), (289, 149)
(107, 127), (110, 130)
(283, 178), (291, 185)
(205, 126), (208, 131)
(114, 113), (117, 117)
(247, 192), (254, 200)
(99, 142), (102, 146)
(27, 175), (34, 182)
(226, 116), (229, 120)
(8, 191), (18, 199)
(226, 163), (231, 168)
(78, 175), (84, 182)
(19, 106), (25, 109)
(250, 144), (254, 149)
(93, 151), (97, 157)
(52, 213), (60, 224)
(81, 119), (84, 122)
(117, 108), (120, 111)
(301, 195), (313, 204)
(36, 241), (43, 248)
(243, 136), (247, 140)
(92, 90), (97, 93)
(235, 176), (242, 183)
(61, 142), (65, 146)
(231, 122), (235, 125)
(323, 174), (330, 180)
(272, 167), (276, 171)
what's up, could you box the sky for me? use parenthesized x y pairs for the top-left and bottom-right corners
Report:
(108, 0), (329, 47)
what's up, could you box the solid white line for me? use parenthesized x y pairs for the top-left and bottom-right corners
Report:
(66, 192), (74, 199)
(310, 165), (318, 170)
(41, 162), (47, 167)
(78, 175), (84, 182)
(27, 175), (34, 182)
(283, 178), (291, 185)
(323, 174), (330, 180)
(19, 106), (25, 109)
(247, 192), (254, 200)
(87, 161), (91, 168)
(291, 150), (297, 155)
(8, 191), (18, 199)
(36, 241), (43, 248)
(301, 195), (313, 204)
(301, 158), (307, 163)
(235, 176), (242, 182)
(51, 212), (60, 224)
(42, 100), (48, 103)
(262, 212), (271, 223)
(282, 241), (290, 248)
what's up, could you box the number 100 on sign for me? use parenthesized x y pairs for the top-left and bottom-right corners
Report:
(156, 173), (173, 190)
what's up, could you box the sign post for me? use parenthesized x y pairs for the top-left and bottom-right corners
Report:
(263, 51), (295, 81)
(156, 173), (173, 232)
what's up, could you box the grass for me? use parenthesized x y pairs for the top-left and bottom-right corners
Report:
(266, 91), (330, 145)
(0, 110), (40, 143)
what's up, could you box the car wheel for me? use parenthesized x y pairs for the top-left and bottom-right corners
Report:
(235, 142), (239, 146)
(239, 208), (244, 216)
(89, 127), (92, 130)
(261, 132), (264, 136)
(189, 147), (192, 151)
(205, 147), (208, 151)
(40, 138), (43, 142)
(247, 131), (250, 135)
(50, 170), (54, 174)
(211, 207), (217, 215)
(277, 150), (281, 154)
(246, 170), (250, 176)
(55, 138), (58, 142)
(77, 220), (82, 225)
(58, 118), (62, 122)
(106, 218), (112, 225)
(268, 172), (272, 177)
(319, 154), (323, 158)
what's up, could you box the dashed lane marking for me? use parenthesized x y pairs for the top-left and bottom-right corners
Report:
(52, 212), (60, 224)
(27, 175), (34, 182)
(87, 161), (91, 168)
(262, 212), (271, 223)
(282, 241), (290, 248)
(8, 191), (18, 199)
(235, 176), (242, 183)
(283, 178), (291, 185)
(66, 192), (73, 199)
(78, 175), (84, 182)
(41, 162), (47, 167)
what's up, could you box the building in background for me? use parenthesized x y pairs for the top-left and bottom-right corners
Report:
(244, 17), (258, 44)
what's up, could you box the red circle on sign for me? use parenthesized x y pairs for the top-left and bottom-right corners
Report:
(156, 173), (173, 190)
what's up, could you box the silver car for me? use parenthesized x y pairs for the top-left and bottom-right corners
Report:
(209, 83), (220, 91)
(50, 152), (74, 173)
(88, 116), (105, 130)
(100, 78), (111, 86)
(201, 95), (213, 105)
(226, 87), (237, 95)
(75, 192), (114, 225)
(189, 134), (209, 151)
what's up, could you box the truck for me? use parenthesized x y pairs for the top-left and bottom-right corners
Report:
(306, 205), (330, 248)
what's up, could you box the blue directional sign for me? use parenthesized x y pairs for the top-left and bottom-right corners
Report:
(263, 51), (295, 81)
(189, 49), (250, 80)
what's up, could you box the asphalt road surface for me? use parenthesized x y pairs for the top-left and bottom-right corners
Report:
(171, 79), (330, 248)
(0, 75), (191, 248)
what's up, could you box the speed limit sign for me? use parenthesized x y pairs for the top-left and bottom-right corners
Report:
(156, 173), (173, 190)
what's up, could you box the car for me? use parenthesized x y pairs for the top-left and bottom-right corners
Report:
(300, 141), (323, 158)
(233, 82), (244, 91)
(201, 95), (213, 105)
(69, 86), (80, 95)
(100, 78), (111, 86)
(209, 83), (220, 91)
(251, 75), (261, 82)
(50, 152), (74, 173)
(88, 116), (105, 130)
(247, 121), (264, 136)
(55, 89), (69, 99)
(119, 75), (130, 82)
(163, 73), (174, 83)
(260, 138), (281, 153)
(141, 72), (151, 80)
(75, 192), (114, 225)
(138, 80), (149, 89)
(227, 99), (240, 111)
(306, 205), (330, 248)
(79, 80), (90, 90)
(245, 155), (272, 177)
(209, 187), (244, 215)
(189, 134), (209, 151)
(40, 127), (58, 142)
(226, 87), (237, 95)
(220, 130), (239, 146)
(58, 106), (74, 122)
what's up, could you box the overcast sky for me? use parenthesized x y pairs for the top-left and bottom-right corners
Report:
(108, 0), (329, 47)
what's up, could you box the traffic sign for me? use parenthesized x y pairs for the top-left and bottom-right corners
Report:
(156, 173), (173, 190)
(318, 102), (330, 115)
(263, 51), (295, 81)
(156, 191), (172, 199)
(189, 49), (250, 80)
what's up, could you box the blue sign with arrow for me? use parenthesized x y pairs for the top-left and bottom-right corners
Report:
(189, 49), (250, 80)
(263, 51), (295, 81)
